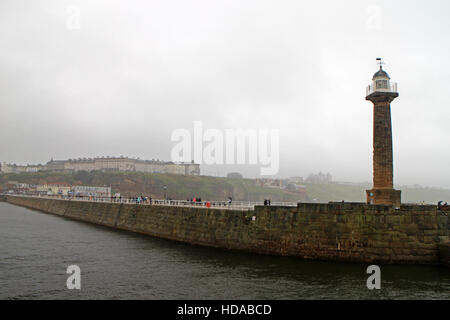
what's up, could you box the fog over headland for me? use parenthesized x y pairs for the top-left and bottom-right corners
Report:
(0, 0), (449, 188)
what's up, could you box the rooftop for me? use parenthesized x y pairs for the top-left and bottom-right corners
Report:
(372, 66), (390, 80)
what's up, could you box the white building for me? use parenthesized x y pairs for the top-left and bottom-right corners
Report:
(71, 186), (111, 197)
(0, 163), (44, 173)
(1, 157), (200, 176)
(45, 157), (200, 175)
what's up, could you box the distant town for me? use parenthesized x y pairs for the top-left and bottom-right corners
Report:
(0, 156), (200, 176)
(2, 182), (111, 198)
(0, 170), (340, 199)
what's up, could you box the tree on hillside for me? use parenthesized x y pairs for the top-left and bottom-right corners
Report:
(227, 172), (243, 179)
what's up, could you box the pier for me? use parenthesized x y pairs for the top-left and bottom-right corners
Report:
(3, 194), (449, 265)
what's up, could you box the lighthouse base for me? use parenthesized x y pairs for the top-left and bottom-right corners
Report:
(366, 188), (401, 207)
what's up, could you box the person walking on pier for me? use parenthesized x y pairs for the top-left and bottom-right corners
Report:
(438, 201), (448, 215)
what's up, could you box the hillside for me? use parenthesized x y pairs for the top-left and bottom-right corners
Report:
(1, 171), (449, 204)
(0, 171), (305, 202)
(304, 182), (450, 204)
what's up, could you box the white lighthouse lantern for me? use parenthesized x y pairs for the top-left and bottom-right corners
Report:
(366, 59), (398, 96)
(373, 67), (391, 92)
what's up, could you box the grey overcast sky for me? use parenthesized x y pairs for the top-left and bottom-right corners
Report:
(1, 0), (450, 187)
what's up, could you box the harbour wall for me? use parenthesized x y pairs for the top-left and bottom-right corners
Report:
(5, 195), (450, 265)
(439, 244), (450, 267)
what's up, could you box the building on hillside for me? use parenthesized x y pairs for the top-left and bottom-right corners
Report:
(255, 178), (283, 189)
(255, 178), (307, 195)
(45, 160), (66, 171)
(1, 157), (200, 176)
(0, 163), (44, 173)
(285, 183), (307, 194)
(0, 163), (26, 173)
(305, 172), (333, 184)
(288, 176), (304, 184)
(2, 181), (35, 194)
(71, 186), (111, 197)
(0, 163), (8, 173)
(2, 181), (112, 197)
(36, 183), (71, 196)
(45, 157), (200, 175)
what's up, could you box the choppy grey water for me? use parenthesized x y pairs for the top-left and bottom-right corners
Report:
(0, 202), (449, 300)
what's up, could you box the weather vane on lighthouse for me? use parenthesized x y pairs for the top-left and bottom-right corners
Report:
(376, 57), (385, 68)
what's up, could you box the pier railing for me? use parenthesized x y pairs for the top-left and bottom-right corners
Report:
(5, 194), (300, 211)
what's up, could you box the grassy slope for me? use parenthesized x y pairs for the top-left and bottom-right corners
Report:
(400, 186), (450, 204)
(1, 171), (449, 204)
(0, 171), (304, 202)
(304, 183), (450, 204)
(303, 183), (367, 202)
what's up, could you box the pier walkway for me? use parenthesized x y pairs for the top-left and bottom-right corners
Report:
(3, 194), (299, 211)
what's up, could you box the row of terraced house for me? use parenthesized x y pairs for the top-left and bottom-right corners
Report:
(0, 157), (200, 176)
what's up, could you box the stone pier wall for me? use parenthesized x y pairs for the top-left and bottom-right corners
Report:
(439, 244), (450, 267)
(5, 196), (449, 265)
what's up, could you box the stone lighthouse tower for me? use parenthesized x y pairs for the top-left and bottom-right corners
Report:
(365, 59), (401, 207)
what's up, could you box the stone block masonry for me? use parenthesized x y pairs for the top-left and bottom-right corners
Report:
(365, 92), (402, 207)
(5, 196), (449, 265)
(439, 244), (450, 267)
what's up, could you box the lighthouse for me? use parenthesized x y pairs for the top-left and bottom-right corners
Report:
(365, 59), (401, 207)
